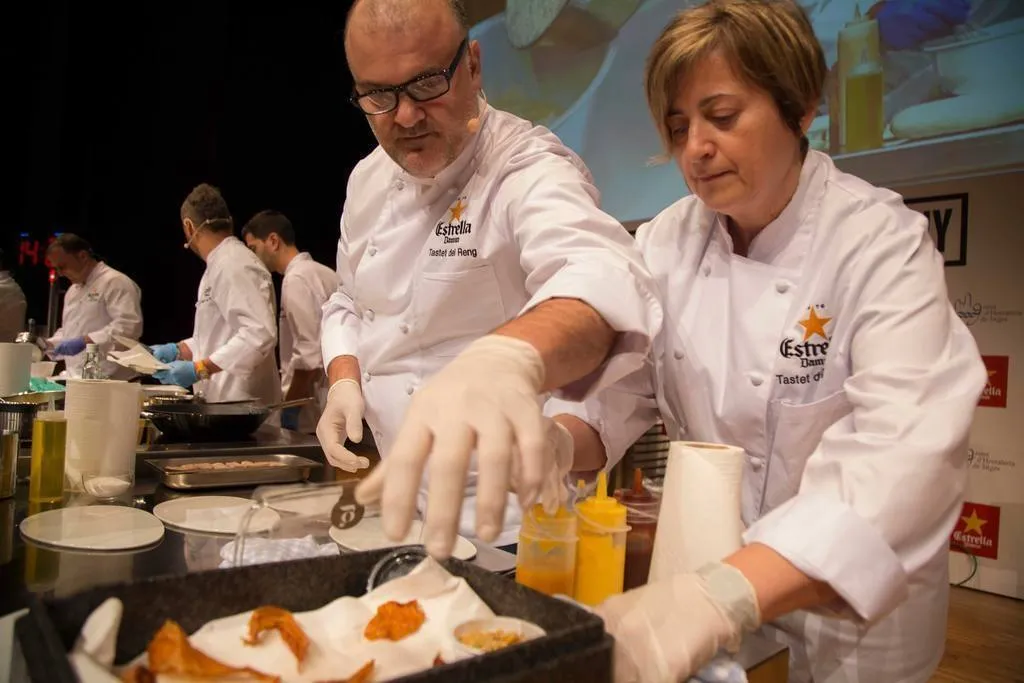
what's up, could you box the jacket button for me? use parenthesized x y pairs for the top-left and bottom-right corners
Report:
(363, 372), (371, 383)
(749, 373), (764, 387)
(406, 385), (415, 395)
(702, 265), (711, 277)
(368, 246), (378, 256)
(395, 180), (405, 190)
(749, 456), (765, 470)
(364, 309), (375, 322)
(775, 281), (790, 294)
(399, 323), (409, 334)
(673, 350), (684, 360)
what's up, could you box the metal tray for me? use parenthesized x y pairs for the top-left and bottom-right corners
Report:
(144, 453), (322, 490)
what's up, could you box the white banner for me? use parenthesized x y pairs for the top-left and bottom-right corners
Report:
(903, 172), (1024, 599)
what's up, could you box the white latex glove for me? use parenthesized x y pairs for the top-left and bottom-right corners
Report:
(355, 334), (547, 559)
(315, 378), (371, 473)
(512, 419), (574, 516)
(596, 562), (761, 683)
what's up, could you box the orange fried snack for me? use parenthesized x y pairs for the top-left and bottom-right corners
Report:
(316, 659), (375, 683)
(363, 600), (426, 641)
(147, 619), (279, 682)
(242, 606), (310, 668)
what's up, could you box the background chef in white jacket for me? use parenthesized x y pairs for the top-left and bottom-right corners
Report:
(0, 248), (28, 343)
(150, 184), (281, 405)
(322, 0), (661, 557)
(562, 2), (988, 682)
(45, 234), (143, 379)
(242, 209), (338, 433)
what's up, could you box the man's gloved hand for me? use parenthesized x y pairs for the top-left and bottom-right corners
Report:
(53, 337), (87, 357)
(871, 0), (971, 51)
(153, 360), (198, 388)
(355, 334), (547, 560)
(280, 406), (301, 432)
(596, 562), (761, 683)
(512, 418), (574, 515)
(315, 379), (371, 473)
(149, 343), (180, 364)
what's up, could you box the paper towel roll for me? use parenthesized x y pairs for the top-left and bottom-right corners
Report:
(63, 379), (142, 492)
(648, 441), (746, 581)
(0, 343), (33, 396)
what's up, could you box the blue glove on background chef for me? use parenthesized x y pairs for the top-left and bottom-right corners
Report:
(870, 0), (971, 50)
(52, 336), (88, 357)
(149, 343), (180, 364)
(280, 407), (301, 431)
(154, 360), (198, 388)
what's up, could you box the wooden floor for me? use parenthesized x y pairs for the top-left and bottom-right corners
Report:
(931, 587), (1024, 682)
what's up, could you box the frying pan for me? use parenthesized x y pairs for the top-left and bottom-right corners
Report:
(141, 398), (313, 442)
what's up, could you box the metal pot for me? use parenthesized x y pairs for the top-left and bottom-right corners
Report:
(141, 398), (312, 443)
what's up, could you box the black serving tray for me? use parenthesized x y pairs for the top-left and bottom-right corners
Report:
(15, 548), (612, 683)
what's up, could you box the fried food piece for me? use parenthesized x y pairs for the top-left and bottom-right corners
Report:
(119, 666), (154, 683)
(433, 653), (445, 667)
(147, 619), (279, 682)
(242, 606), (310, 668)
(316, 659), (375, 683)
(363, 600), (426, 641)
(457, 628), (523, 652)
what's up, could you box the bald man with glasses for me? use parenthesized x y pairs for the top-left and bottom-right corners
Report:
(318, 0), (661, 559)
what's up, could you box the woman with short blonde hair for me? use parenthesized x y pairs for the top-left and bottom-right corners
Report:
(570, 1), (987, 681)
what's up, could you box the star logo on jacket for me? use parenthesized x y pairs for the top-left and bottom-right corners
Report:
(950, 502), (1001, 560)
(777, 305), (833, 386)
(448, 198), (466, 222)
(798, 307), (832, 341)
(429, 196), (477, 259)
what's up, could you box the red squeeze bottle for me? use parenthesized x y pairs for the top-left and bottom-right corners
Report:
(614, 468), (662, 591)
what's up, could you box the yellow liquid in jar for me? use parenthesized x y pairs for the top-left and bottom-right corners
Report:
(516, 563), (576, 597)
(24, 542), (61, 591)
(843, 69), (884, 153)
(29, 416), (67, 504)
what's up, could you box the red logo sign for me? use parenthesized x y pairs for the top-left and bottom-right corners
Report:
(979, 356), (1009, 408)
(950, 502), (1001, 560)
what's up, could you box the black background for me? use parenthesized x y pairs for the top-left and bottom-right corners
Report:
(5, 2), (376, 344)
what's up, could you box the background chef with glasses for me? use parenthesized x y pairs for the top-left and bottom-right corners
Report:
(319, 0), (660, 559)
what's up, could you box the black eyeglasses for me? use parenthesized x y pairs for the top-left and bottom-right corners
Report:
(350, 38), (468, 115)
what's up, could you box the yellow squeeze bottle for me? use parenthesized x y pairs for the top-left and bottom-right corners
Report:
(573, 471), (628, 606)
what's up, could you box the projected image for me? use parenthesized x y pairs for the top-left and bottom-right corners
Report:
(467, 0), (1024, 222)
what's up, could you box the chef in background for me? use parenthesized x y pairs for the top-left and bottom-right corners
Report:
(558, 2), (987, 682)
(0, 248), (27, 342)
(242, 209), (338, 433)
(149, 184), (281, 405)
(326, 0), (660, 557)
(45, 234), (143, 379)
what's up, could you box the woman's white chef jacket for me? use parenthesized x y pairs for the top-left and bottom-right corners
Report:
(280, 252), (338, 433)
(48, 262), (143, 379)
(321, 104), (661, 547)
(592, 150), (986, 683)
(184, 236), (282, 405)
